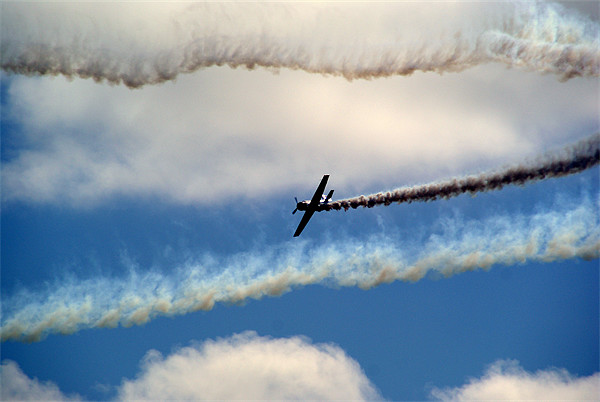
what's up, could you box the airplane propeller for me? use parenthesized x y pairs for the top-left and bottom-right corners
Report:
(292, 197), (298, 214)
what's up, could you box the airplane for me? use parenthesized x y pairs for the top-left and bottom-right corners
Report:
(292, 174), (334, 237)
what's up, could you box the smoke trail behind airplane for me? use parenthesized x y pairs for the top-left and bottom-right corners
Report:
(1, 2), (598, 88)
(326, 134), (600, 211)
(1, 196), (597, 343)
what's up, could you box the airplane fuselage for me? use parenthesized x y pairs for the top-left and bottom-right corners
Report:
(295, 197), (330, 212)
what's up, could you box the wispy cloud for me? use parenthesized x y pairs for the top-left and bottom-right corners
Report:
(2, 196), (597, 342)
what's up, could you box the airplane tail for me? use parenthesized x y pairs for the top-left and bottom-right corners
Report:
(325, 190), (334, 202)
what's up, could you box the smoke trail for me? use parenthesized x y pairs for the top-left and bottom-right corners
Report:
(326, 134), (600, 211)
(1, 2), (598, 88)
(2, 196), (597, 343)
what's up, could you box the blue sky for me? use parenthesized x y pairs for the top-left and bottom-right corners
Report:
(1, 2), (599, 400)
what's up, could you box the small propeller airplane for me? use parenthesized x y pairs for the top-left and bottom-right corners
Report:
(292, 174), (334, 237)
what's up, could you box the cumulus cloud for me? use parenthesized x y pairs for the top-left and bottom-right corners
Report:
(118, 331), (380, 400)
(431, 360), (600, 401)
(0, 360), (80, 401)
(1, 333), (379, 400)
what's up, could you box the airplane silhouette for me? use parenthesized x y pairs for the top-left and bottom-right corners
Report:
(292, 175), (334, 237)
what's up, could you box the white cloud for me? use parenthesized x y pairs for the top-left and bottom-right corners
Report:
(118, 331), (380, 400)
(431, 360), (600, 401)
(2, 333), (379, 400)
(3, 2), (596, 86)
(1, 2), (597, 206)
(5, 349), (598, 402)
(2, 62), (596, 206)
(0, 360), (80, 401)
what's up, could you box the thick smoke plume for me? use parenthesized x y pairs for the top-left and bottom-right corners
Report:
(1, 2), (598, 88)
(326, 134), (600, 211)
(2, 197), (598, 342)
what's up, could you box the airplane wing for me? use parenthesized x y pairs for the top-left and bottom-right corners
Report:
(293, 209), (315, 237)
(308, 175), (329, 207)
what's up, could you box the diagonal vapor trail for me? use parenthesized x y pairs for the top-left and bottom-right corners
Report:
(326, 133), (600, 211)
(1, 2), (598, 87)
(1, 195), (598, 343)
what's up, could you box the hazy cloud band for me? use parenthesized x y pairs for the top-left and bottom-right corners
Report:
(1, 2), (598, 88)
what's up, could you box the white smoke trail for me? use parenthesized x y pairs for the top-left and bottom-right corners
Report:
(1, 196), (598, 343)
(1, 2), (598, 88)
(326, 133), (600, 211)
